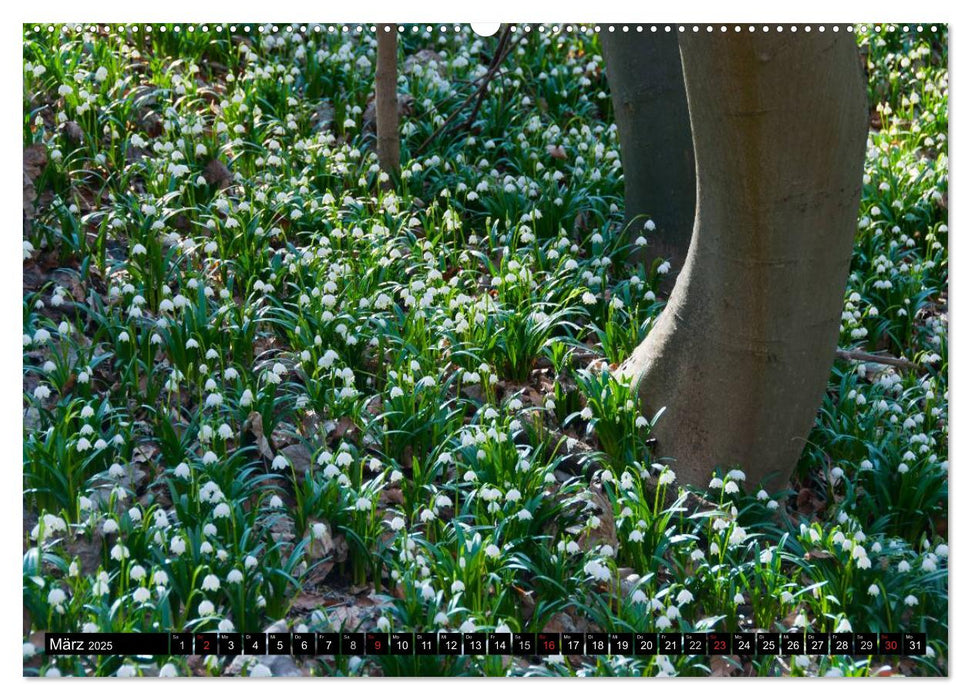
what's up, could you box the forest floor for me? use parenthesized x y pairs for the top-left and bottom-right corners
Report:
(22, 23), (948, 676)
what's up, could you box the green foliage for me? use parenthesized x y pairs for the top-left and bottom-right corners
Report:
(22, 23), (947, 678)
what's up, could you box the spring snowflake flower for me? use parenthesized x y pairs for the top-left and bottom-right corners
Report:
(271, 455), (289, 470)
(170, 536), (187, 555)
(389, 516), (406, 531)
(202, 574), (220, 592)
(676, 590), (694, 605)
(868, 584), (880, 597)
(485, 544), (501, 559)
(47, 588), (67, 607)
(198, 600), (215, 617)
(835, 618), (853, 633)
(110, 543), (130, 561)
(159, 663), (179, 677)
(904, 595), (919, 607)
(133, 587), (151, 604)
(250, 663), (273, 677)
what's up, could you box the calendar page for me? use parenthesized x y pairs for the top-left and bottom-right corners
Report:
(21, 8), (949, 682)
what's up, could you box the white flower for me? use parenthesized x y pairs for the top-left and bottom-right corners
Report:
(676, 589), (694, 605)
(867, 584), (880, 597)
(202, 574), (220, 591)
(835, 618), (852, 633)
(198, 600), (215, 616)
(249, 663), (273, 677)
(133, 587), (151, 604)
(47, 588), (67, 607)
(485, 544), (501, 559)
(218, 618), (235, 633)
(389, 516), (406, 531)
(158, 663), (178, 677)
(904, 595), (919, 607)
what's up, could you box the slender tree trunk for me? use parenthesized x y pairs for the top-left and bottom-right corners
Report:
(620, 31), (869, 490)
(375, 24), (400, 179)
(601, 31), (695, 285)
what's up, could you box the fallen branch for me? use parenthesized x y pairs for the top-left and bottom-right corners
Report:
(835, 348), (923, 372)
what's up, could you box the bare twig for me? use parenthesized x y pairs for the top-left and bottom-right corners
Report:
(835, 348), (924, 372)
(461, 26), (514, 130)
(415, 25), (515, 154)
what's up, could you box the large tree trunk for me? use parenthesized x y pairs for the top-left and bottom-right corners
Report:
(620, 32), (869, 490)
(601, 31), (695, 285)
(375, 24), (400, 179)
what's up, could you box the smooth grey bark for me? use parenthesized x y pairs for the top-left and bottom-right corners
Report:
(601, 31), (695, 284)
(375, 24), (400, 179)
(620, 32), (869, 490)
